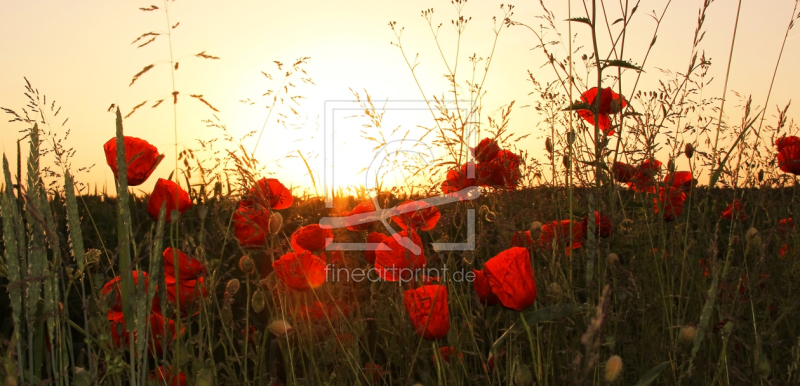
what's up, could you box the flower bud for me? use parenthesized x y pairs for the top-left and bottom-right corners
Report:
(680, 325), (697, 344)
(607, 253), (619, 265)
(251, 291), (265, 313)
(563, 155), (571, 169)
(545, 137), (554, 154)
(604, 355), (623, 382)
(684, 143), (694, 159)
(196, 204), (208, 220)
(529, 221), (543, 240)
(239, 255), (255, 274)
(567, 130), (576, 145)
(269, 211), (283, 234)
(268, 320), (292, 336)
(225, 279), (240, 296)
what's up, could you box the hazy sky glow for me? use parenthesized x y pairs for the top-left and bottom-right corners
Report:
(2, 0), (799, 195)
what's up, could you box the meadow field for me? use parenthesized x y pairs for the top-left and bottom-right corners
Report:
(1, 0), (800, 385)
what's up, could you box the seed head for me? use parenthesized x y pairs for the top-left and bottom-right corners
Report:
(239, 255), (255, 274)
(680, 325), (697, 344)
(268, 320), (292, 336)
(607, 253), (619, 265)
(225, 279), (240, 295)
(684, 143), (694, 159)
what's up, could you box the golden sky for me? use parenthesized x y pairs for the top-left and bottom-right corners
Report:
(2, 0), (798, 195)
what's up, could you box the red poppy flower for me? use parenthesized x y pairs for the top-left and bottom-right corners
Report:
(103, 136), (163, 186)
(441, 162), (481, 200)
(101, 271), (149, 312)
(246, 178), (294, 210)
(364, 231), (386, 264)
(538, 220), (583, 253)
(628, 159), (662, 193)
(343, 200), (377, 231)
(779, 244), (794, 258)
(162, 247), (207, 280)
(433, 346), (464, 364)
(147, 178), (192, 222)
(363, 363), (386, 382)
(576, 87), (627, 135)
(403, 285), (450, 340)
(150, 366), (187, 386)
(612, 162), (637, 183)
(472, 269), (500, 306)
(163, 275), (207, 317)
(721, 200), (747, 221)
(291, 224), (334, 253)
(779, 218), (794, 235)
(483, 247), (537, 311)
(470, 138), (501, 162)
(655, 187), (686, 222)
(232, 201), (271, 247)
(374, 230), (426, 282)
(664, 171), (695, 191)
(482, 150), (521, 189)
(109, 311), (180, 356)
(391, 200), (441, 231)
(511, 230), (534, 248)
(577, 211), (613, 239)
(272, 250), (327, 290)
(776, 136), (800, 175)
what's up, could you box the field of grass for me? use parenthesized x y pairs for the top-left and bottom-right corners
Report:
(2, 0), (800, 385)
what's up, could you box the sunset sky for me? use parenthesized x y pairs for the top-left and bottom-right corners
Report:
(2, 0), (798, 196)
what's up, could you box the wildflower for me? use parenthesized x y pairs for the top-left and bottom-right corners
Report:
(403, 285), (450, 340)
(685, 143), (695, 158)
(482, 150), (521, 189)
(103, 136), (163, 186)
(162, 247), (207, 280)
(472, 269), (500, 306)
(391, 200), (441, 231)
(433, 346), (464, 364)
(612, 162), (637, 183)
(272, 251), (327, 291)
(577, 211), (613, 239)
(483, 247), (537, 311)
(655, 187), (686, 222)
(245, 177), (293, 209)
(150, 366), (187, 386)
(441, 162), (480, 196)
(776, 136), (800, 175)
(163, 274), (207, 317)
(721, 199), (747, 221)
(363, 231), (386, 264)
(664, 171), (695, 191)
(363, 363), (386, 382)
(101, 271), (149, 312)
(538, 220), (583, 253)
(343, 200), (376, 231)
(147, 179), (192, 222)
(604, 355), (623, 382)
(374, 230), (426, 282)
(471, 138), (501, 162)
(109, 311), (180, 356)
(575, 87), (627, 135)
(290, 224), (334, 253)
(511, 230), (534, 248)
(629, 159), (662, 192)
(232, 201), (271, 247)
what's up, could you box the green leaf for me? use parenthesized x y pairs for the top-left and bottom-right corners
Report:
(492, 303), (589, 352)
(566, 17), (592, 26)
(634, 361), (670, 386)
(601, 60), (644, 72)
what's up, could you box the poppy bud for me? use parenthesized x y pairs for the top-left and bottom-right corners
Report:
(668, 158), (676, 172)
(723, 321), (734, 333)
(269, 211), (283, 234)
(758, 169), (764, 182)
(567, 130), (576, 145)
(620, 219), (633, 235)
(545, 137), (554, 154)
(251, 291), (265, 313)
(685, 143), (694, 159)
(220, 307), (232, 324)
(746, 227), (762, 250)
(239, 255), (255, 274)
(563, 155), (571, 169)
(757, 357), (771, 378)
(225, 279), (240, 295)
(607, 253), (619, 265)
(170, 210), (181, 223)
(604, 355), (623, 382)
(529, 221), (543, 239)
(680, 325), (697, 344)
(267, 320), (292, 336)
